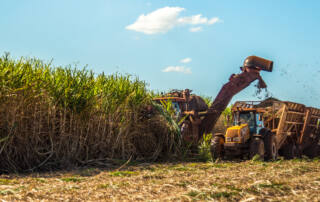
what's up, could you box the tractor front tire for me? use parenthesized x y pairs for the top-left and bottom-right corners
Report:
(210, 136), (224, 160)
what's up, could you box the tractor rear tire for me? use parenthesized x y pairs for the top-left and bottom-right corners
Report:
(250, 137), (265, 160)
(264, 133), (278, 161)
(210, 136), (224, 160)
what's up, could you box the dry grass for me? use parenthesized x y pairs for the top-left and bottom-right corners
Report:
(0, 159), (319, 201)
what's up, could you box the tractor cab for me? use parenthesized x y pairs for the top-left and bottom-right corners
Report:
(233, 111), (264, 135)
(223, 102), (265, 146)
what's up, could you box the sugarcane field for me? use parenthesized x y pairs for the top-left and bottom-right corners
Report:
(1, 1), (320, 201)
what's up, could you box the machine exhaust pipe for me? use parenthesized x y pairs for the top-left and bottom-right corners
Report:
(243, 56), (273, 72)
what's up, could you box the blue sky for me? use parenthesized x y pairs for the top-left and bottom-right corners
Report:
(1, 0), (320, 107)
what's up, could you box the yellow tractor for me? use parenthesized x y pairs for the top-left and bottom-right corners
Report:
(211, 105), (273, 160)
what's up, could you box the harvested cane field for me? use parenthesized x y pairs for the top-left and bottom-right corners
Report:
(1, 159), (320, 201)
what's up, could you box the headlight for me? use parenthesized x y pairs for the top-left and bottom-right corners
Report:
(233, 137), (240, 142)
(226, 137), (232, 142)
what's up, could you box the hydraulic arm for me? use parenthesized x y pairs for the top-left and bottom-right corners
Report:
(153, 55), (273, 145)
(199, 56), (273, 137)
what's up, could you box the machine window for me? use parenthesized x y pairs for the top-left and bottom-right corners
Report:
(239, 112), (255, 128)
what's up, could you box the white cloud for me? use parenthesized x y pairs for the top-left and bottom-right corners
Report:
(208, 17), (220, 24)
(177, 15), (220, 25)
(180, 57), (192, 63)
(126, 7), (221, 34)
(126, 7), (184, 34)
(162, 66), (191, 74)
(189, 27), (202, 32)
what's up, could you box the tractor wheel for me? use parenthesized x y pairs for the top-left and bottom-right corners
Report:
(280, 143), (298, 159)
(264, 133), (278, 161)
(250, 137), (265, 160)
(210, 136), (224, 160)
(303, 143), (320, 158)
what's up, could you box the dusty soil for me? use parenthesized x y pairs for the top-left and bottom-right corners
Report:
(1, 159), (320, 201)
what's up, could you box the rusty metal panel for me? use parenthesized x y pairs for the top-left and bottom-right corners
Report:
(309, 107), (320, 117)
(276, 105), (288, 149)
(283, 101), (305, 112)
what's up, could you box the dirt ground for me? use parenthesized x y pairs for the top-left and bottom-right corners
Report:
(1, 159), (320, 201)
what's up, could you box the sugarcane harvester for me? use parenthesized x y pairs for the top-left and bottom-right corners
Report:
(153, 56), (273, 148)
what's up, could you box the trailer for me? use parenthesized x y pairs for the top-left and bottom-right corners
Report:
(261, 100), (320, 158)
(211, 98), (320, 160)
